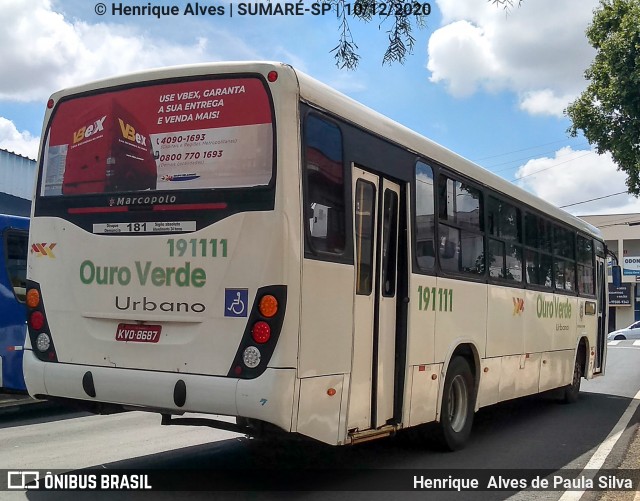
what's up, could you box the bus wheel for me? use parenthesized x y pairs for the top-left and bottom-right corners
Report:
(436, 356), (475, 451)
(563, 354), (583, 404)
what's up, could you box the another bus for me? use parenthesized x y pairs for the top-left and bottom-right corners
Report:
(1, 214), (29, 392)
(24, 62), (607, 450)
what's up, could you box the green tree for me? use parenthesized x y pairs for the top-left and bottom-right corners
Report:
(566, 0), (640, 194)
(331, 0), (522, 69)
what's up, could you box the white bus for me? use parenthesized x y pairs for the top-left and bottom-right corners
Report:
(24, 62), (607, 450)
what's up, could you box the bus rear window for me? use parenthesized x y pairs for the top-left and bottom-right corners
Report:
(41, 77), (273, 196)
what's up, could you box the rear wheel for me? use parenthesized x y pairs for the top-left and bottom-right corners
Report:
(435, 356), (475, 451)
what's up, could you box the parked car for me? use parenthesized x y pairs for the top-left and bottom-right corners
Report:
(608, 321), (640, 340)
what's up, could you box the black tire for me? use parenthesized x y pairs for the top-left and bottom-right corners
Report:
(614, 334), (626, 341)
(435, 356), (475, 451)
(563, 352), (583, 404)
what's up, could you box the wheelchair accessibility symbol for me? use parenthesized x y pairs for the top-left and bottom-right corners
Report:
(225, 289), (248, 317)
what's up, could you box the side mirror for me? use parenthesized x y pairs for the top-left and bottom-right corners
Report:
(612, 265), (622, 286)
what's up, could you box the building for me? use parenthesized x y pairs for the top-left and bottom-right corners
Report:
(0, 148), (36, 216)
(580, 213), (640, 332)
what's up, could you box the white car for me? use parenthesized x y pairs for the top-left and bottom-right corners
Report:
(608, 321), (640, 340)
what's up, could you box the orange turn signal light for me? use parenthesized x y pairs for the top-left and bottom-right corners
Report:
(26, 289), (40, 308)
(258, 294), (278, 318)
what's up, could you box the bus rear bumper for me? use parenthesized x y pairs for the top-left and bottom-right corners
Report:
(23, 350), (296, 432)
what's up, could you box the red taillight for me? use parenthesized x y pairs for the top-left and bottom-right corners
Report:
(30, 311), (44, 330)
(251, 321), (271, 344)
(267, 71), (278, 82)
(47, 98), (54, 109)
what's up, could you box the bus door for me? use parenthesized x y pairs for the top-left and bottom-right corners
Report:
(349, 166), (401, 431)
(594, 255), (607, 374)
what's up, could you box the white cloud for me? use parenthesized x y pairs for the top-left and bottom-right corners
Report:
(519, 90), (575, 118)
(428, 0), (598, 115)
(427, 20), (498, 97)
(514, 147), (640, 215)
(0, 0), (257, 102)
(0, 117), (40, 159)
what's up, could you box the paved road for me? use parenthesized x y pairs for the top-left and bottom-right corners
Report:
(0, 341), (639, 500)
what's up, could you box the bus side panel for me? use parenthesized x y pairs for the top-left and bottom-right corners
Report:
(486, 285), (524, 358)
(524, 291), (577, 391)
(0, 222), (29, 392)
(524, 290), (554, 354)
(539, 350), (573, 392)
(0, 325), (26, 390)
(497, 353), (541, 401)
(407, 363), (440, 426)
(296, 374), (345, 445)
(237, 369), (297, 432)
(298, 260), (353, 378)
(552, 297), (579, 351)
(433, 278), (487, 364)
(477, 357), (500, 408)
(406, 274), (436, 366)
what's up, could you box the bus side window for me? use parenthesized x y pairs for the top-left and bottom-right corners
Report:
(437, 175), (484, 275)
(303, 114), (346, 256)
(487, 196), (522, 282)
(415, 161), (435, 271)
(5, 231), (28, 302)
(577, 235), (595, 296)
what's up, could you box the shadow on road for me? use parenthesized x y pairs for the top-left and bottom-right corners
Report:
(16, 390), (640, 501)
(0, 400), (90, 429)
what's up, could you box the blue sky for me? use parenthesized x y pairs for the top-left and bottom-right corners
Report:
(0, 0), (637, 215)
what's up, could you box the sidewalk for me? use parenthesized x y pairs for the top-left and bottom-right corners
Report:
(599, 425), (640, 500)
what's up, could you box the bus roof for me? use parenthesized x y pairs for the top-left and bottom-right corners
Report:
(44, 61), (601, 240)
(0, 213), (29, 231)
(294, 68), (602, 240)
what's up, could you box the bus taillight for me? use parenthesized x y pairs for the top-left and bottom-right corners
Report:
(258, 294), (278, 318)
(251, 321), (271, 344)
(26, 289), (40, 308)
(228, 285), (287, 379)
(25, 281), (58, 362)
(29, 311), (44, 330)
(242, 346), (261, 369)
(36, 333), (51, 352)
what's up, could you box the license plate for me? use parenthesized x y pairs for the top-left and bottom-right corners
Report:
(116, 324), (162, 343)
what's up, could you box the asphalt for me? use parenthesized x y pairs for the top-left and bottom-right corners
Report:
(1, 393), (638, 498)
(0, 392), (49, 411)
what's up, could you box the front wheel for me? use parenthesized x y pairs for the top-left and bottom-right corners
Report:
(563, 354), (583, 404)
(436, 356), (475, 451)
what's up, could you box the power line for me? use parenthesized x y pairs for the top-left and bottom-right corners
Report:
(474, 139), (585, 162)
(510, 152), (594, 182)
(487, 143), (590, 172)
(559, 191), (628, 208)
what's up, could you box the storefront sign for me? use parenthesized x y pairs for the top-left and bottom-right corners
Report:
(608, 283), (632, 306)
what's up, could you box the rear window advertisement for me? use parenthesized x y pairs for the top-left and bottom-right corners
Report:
(41, 78), (273, 196)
